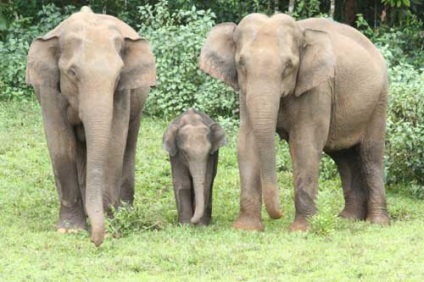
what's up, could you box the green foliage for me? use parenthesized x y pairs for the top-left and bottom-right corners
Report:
(138, 0), (238, 121)
(106, 202), (166, 238)
(0, 4), (76, 100)
(293, 0), (325, 19)
(385, 64), (424, 185)
(309, 188), (338, 236)
(357, 12), (424, 68)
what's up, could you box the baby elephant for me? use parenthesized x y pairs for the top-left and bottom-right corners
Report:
(163, 108), (226, 225)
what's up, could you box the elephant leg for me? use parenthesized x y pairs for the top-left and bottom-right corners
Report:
(103, 91), (132, 211)
(233, 125), (264, 231)
(288, 138), (322, 232)
(120, 114), (140, 204)
(358, 101), (390, 224)
(328, 148), (368, 220)
(196, 152), (219, 226)
(120, 88), (148, 204)
(38, 87), (86, 232)
(171, 157), (194, 224)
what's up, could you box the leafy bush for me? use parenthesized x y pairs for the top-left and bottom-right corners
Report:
(137, 0), (238, 122)
(0, 4), (76, 100)
(309, 189), (338, 236)
(385, 63), (424, 185)
(357, 14), (424, 68)
(106, 201), (167, 238)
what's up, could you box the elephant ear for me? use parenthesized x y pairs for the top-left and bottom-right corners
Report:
(163, 123), (179, 157)
(295, 29), (335, 97)
(101, 15), (156, 90)
(199, 23), (238, 90)
(119, 38), (156, 90)
(209, 123), (226, 154)
(26, 27), (62, 89)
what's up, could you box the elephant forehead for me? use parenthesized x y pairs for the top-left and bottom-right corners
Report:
(237, 17), (299, 51)
(179, 124), (209, 138)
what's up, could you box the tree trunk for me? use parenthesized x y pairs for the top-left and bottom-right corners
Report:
(289, 0), (295, 15)
(329, 0), (335, 19)
(344, 0), (357, 26)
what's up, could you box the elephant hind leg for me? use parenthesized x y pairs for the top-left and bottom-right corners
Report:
(120, 115), (140, 205)
(358, 102), (390, 225)
(329, 147), (368, 221)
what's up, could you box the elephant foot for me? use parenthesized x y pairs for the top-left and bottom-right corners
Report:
(367, 213), (390, 225)
(58, 199), (87, 232)
(57, 227), (86, 234)
(288, 218), (309, 232)
(57, 217), (87, 234)
(57, 218), (87, 233)
(339, 208), (367, 221)
(233, 215), (264, 231)
(195, 217), (211, 226)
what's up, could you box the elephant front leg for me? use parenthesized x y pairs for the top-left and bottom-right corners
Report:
(38, 88), (86, 232)
(289, 138), (322, 232)
(196, 152), (219, 226)
(171, 158), (194, 224)
(233, 129), (264, 231)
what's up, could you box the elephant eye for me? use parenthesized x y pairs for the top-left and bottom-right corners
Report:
(68, 66), (78, 80)
(285, 59), (293, 69)
(282, 58), (295, 75)
(237, 57), (246, 72)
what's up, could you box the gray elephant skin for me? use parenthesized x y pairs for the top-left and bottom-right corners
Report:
(163, 109), (226, 226)
(200, 13), (390, 232)
(25, 7), (156, 246)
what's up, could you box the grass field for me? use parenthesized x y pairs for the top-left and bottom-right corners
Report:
(1, 100), (424, 281)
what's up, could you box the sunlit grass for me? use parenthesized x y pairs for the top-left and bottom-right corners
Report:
(1, 100), (423, 280)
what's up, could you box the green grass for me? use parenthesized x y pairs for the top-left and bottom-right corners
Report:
(1, 100), (424, 280)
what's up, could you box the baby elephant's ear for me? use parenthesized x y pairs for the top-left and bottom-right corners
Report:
(209, 123), (226, 154)
(163, 124), (179, 156)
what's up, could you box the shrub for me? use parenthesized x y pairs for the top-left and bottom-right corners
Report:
(309, 189), (338, 236)
(137, 0), (238, 122)
(385, 63), (424, 185)
(106, 202), (167, 238)
(0, 4), (76, 100)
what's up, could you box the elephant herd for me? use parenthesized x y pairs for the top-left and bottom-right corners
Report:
(25, 6), (390, 247)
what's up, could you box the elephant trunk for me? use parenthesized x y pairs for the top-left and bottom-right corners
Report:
(246, 87), (283, 219)
(79, 90), (114, 247)
(189, 161), (208, 224)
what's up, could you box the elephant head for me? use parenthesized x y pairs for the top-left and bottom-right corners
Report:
(26, 7), (156, 246)
(163, 109), (226, 224)
(199, 13), (335, 219)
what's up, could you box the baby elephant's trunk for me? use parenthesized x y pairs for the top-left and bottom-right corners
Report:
(190, 162), (207, 224)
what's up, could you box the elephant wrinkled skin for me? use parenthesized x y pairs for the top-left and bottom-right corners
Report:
(163, 109), (226, 226)
(25, 7), (156, 246)
(200, 13), (390, 232)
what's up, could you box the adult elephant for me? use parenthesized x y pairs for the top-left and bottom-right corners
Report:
(26, 7), (156, 246)
(200, 13), (390, 232)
